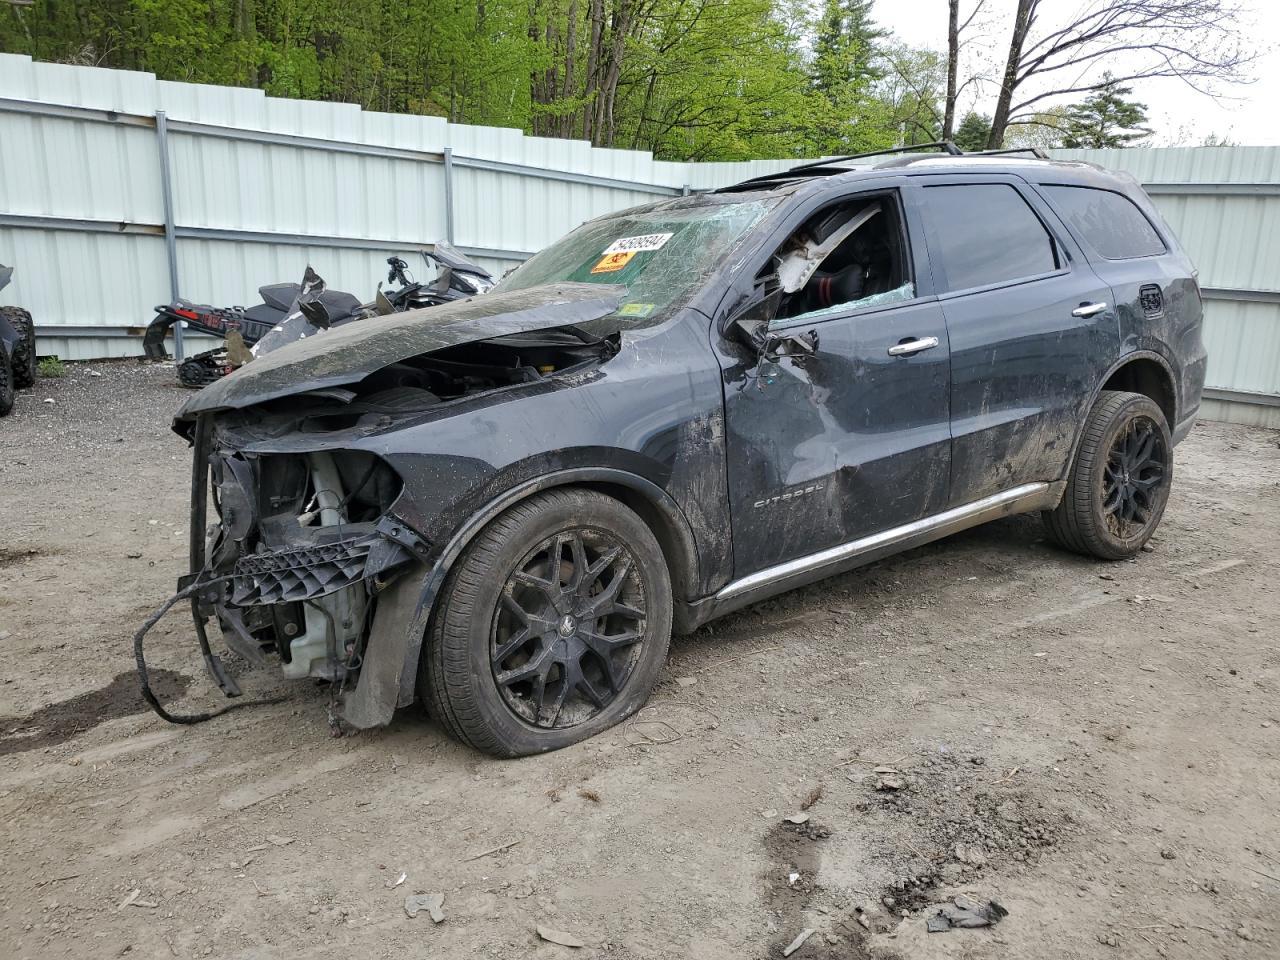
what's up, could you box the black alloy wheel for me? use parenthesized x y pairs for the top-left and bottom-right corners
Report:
(1102, 413), (1168, 538)
(1043, 390), (1174, 560)
(421, 487), (672, 757)
(491, 529), (648, 729)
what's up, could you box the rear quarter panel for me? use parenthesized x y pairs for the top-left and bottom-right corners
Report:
(1032, 176), (1207, 436)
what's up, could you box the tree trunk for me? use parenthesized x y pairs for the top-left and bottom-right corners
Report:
(593, 0), (630, 146)
(582, 0), (604, 140)
(943, 0), (958, 139)
(987, 0), (1035, 149)
(561, 0), (578, 138)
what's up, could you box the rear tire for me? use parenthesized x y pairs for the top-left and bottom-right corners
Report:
(1, 307), (36, 389)
(1043, 390), (1172, 560)
(420, 488), (672, 757)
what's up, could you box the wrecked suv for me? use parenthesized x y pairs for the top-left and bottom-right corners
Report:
(172, 149), (1205, 756)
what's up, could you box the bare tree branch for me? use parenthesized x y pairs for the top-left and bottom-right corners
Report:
(985, 0), (1254, 148)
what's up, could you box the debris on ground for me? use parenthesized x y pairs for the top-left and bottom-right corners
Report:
(404, 892), (445, 922)
(783, 815), (832, 841)
(953, 842), (987, 866)
(924, 895), (1008, 932)
(385, 871), (406, 889)
(801, 783), (824, 810)
(536, 924), (584, 947)
(875, 772), (906, 791)
(460, 838), (521, 861)
(782, 927), (815, 956)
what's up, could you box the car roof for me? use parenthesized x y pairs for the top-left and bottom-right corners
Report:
(715, 152), (1132, 198)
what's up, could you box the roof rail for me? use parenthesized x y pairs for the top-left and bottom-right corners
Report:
(785, 140), (963, 174)
(715, 140), (1054, 194)
(964, 147), (1050, 160)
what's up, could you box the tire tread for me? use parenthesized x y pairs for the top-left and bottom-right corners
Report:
(1043, 390), (1169, 559)
(421, 488), (666, 758)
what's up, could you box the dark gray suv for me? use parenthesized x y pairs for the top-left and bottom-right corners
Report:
(166, 147), (1205, 756)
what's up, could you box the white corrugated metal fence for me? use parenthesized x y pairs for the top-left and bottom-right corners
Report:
(0, 54), (1275, 426)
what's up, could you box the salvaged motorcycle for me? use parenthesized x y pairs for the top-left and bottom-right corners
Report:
(143, 246), (495, 387)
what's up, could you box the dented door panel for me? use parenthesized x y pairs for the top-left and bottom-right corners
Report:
(719, 298), (951, 577)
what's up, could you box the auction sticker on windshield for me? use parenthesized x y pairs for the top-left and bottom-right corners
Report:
(591, 251), (636, 274)
(603, 233), (673, 255)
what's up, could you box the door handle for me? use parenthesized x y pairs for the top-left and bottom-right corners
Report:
(1071, 301), (1108, 318)
(887, 335), (939, 357)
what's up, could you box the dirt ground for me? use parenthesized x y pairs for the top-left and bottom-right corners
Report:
(0, 360), (1277, 960)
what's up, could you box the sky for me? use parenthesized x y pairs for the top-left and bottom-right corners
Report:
(872, 0), (1280, 146)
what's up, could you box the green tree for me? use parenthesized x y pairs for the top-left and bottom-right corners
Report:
(1004, 106), (1070, 150)
(952, 110), (990, 151)
(805, 0), (892, 154)
(0, 0), (943, 162)
(1060, 77), (1150, 149)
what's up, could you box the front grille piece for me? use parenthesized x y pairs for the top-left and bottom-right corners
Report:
(231, 538), (373, 605)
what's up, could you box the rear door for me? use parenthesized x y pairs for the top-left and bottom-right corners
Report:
(911, 175), (1118, 506)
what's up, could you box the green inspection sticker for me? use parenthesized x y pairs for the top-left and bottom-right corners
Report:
(616, 302), (656, 318)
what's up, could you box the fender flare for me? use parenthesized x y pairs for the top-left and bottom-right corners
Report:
(1056, 348), (1178, 492)
(390, 467), (702, 710)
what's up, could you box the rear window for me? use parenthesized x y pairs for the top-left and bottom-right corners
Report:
(923, 184), (1059, 291)
(1042, 185), (1166, 260)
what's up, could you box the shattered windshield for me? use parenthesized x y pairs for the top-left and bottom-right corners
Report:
(495, 195), (780, 325)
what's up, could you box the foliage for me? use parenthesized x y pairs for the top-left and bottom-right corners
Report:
(1004, 106), (1070, 150)
(0, 0), (945, 162)
(37, 356), (66, 378)
(1060, 77), (1150, 149)
(952, 111), (990, 151)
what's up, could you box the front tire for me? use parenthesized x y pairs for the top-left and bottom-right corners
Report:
(1043, 390), (1173, 559)
(420, 488), (673, 757)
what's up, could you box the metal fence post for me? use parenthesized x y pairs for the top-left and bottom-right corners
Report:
(155, 110), (183, 359)
(442, 146), (456, 244)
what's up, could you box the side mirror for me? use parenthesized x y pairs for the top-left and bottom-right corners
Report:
(762, 328), (819, 363)
(727, 279), (784, 349)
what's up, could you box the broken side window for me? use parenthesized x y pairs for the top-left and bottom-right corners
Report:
(770, 191), (915, 323)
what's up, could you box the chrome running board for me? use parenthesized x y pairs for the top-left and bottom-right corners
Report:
(712, 482), (1055, 615)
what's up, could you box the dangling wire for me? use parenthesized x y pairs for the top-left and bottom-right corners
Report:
(134, 571), (286, 725)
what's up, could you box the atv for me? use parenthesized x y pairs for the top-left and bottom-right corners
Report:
(143, 246), (494, 388)
(0, 263), (38, 417)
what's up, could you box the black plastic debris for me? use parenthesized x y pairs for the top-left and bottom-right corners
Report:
(925, 895), (1009, 933)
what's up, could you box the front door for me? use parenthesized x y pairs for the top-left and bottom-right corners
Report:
(719, 186), (952, 578)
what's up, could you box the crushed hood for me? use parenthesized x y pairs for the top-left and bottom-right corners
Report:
(177, 283), (626, 416)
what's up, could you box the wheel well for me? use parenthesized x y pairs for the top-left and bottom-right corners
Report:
(1101, 358), (1176, 427)
(577, 480), (697, 603)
